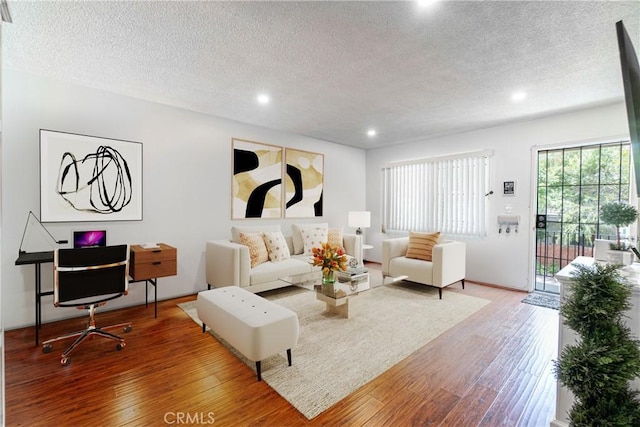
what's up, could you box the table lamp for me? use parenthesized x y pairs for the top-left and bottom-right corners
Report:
(18, 211), (67, 254)
(348, 211), (371, 235)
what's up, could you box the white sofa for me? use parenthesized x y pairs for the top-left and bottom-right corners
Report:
(382, 237), (466, 299)
(206, 225), (362, 294)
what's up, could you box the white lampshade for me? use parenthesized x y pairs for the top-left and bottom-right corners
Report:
(348, 211), (371, 229)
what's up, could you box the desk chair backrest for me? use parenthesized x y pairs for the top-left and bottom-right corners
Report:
(54, 244), (130, 307)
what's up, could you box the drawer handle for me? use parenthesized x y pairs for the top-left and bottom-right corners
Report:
(152, 249), (162, 253)
(152, 261), (162, 265)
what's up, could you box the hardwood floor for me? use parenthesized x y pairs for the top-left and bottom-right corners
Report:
(4, 267), (558, 426)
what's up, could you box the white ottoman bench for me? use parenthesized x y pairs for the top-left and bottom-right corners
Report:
(196, 287), (299, 381)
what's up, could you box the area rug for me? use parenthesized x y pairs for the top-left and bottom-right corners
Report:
(521, 292), (560, 310)
(179, 283), (490, 419)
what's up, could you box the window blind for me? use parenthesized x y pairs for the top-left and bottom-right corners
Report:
(382, 150), (491, 237)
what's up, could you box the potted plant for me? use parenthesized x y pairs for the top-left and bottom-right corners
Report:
(600, 201), (638, 264)
(555, 262), (640, 425)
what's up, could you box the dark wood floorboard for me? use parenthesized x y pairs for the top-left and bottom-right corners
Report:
(4, 265), (558, 426)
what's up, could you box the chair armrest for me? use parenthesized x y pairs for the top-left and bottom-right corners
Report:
(342, 233), (362, 261)
(206, 240), (250, 288)
(432, 241), (466, 286)
(382, 237), (409, 275)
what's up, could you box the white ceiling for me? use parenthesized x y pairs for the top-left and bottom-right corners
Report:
(3, 1), (640, 149)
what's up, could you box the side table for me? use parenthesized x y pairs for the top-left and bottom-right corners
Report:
(129, 243), (177, 317)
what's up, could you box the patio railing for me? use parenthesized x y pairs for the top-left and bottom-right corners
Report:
(535, 232), (618, 293)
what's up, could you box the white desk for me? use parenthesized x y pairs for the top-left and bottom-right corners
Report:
(552, 257), (640, 427)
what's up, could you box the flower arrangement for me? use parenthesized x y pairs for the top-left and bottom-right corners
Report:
(312, 242), (348, 282)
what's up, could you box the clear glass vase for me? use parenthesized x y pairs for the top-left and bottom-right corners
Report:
(321, 270), (336, 296)
(322, 270), (335, 285)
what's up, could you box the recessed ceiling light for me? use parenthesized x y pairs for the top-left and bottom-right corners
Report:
(417, 0), (438, 8)
(511, 91), (527, 102)
(1, 0), (12, 23)
(257, 94), (270, 105)
(367, 129), (377, 137)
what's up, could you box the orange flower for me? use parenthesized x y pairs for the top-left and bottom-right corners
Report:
(312, 242), (347, 273)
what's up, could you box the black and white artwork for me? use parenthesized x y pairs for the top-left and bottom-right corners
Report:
(232, 138), (282, 219)
(40, 129), (143, 222)
(284, 148), (323, 218)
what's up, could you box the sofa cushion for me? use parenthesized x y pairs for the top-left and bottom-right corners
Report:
(240, 232), (269, 268)
(388, 256), (434, 285)
(250, 258), (313, 285)
(262, 231), (291, 262)
(292, 222), (328, 254)
(302, 227), (328, 256)
(406, 231), (440, 262)
(232, 225), (281, 244)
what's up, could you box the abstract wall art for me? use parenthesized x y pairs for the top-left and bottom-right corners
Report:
(232, 138), (283, 219)
(285, 148), (324, 218)
(40, 129), (143, 222)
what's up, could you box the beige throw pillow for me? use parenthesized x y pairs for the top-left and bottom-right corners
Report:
(231, 225), (281, 244)
(406, 231), (441, 262)
(291, 222), (329, 254)
(302, 227), (328, 256)
(239, 232), (269, 268)
(327, 227), (344, 251)
(262, 231), (291, 262)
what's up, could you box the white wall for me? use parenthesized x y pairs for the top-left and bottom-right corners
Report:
(1, 69), (367, 329)
(2, 69), (631, 330)
(0, 22), (5, 427)
(366, 103), (630, 290)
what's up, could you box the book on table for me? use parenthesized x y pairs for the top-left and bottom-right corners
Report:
(338, 267), (368, 282)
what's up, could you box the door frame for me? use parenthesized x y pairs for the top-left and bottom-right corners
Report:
(528, 135), (633, 293)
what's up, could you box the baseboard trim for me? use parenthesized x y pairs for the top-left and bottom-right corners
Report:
(362, 263), (527, 293)
(550, 419), (568, 427)
(464, 279), (528, 293)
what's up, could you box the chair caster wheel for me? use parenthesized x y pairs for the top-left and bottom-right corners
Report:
(61, 357), (70, 366)
(123, 325), (132, 333)
(42, 344), (53, 354)
(116, 342), (125, 351)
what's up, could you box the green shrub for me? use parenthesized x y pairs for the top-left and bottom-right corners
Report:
(555, 263), (640, 426)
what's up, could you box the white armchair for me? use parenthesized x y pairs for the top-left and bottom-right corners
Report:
(382, 237), (466, 299)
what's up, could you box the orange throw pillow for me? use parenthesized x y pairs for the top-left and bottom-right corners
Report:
(405, 231), (440, 262)
(239, 232), (269, 268)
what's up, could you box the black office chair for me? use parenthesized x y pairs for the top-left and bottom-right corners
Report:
(42, 244), (132, 366)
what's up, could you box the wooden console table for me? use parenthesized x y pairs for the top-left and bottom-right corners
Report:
(129, 243), (177, 318)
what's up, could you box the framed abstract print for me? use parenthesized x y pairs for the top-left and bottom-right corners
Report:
(232, 138), (283, 219)
(40, 129), (143, 222)
(285, 148), (324, 218)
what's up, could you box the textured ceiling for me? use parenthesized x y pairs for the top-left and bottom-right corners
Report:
(3, 1), (640, 149)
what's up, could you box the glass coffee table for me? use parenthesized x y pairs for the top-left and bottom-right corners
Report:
(280, 269), (370, 319)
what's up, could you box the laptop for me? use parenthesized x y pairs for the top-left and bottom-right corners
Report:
(73, 230), (107, 248)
